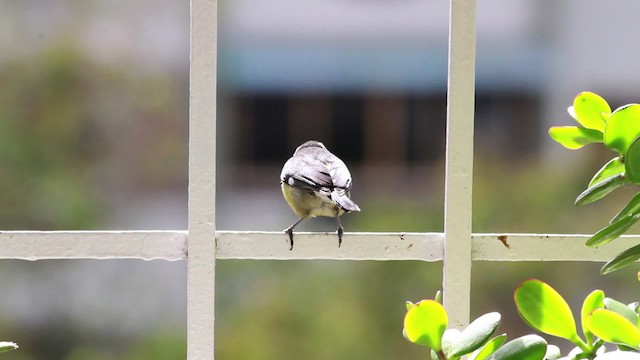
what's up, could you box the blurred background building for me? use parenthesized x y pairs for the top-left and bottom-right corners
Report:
(1, 0), (640, 359)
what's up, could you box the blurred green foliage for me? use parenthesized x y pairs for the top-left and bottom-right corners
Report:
(0, 44), (103, 229)
(123, 329), (186, 360)
(0, 40), (188, 359)
(1, 328), (185, 360)
(550, 92), (640, 273)
(216, 260), (443, 360)
(1, 29), (638, 360)
(0, 40), (187, 230)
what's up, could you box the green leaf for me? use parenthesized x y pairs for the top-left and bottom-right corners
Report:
(486, 335), (547, 360)
(604, 104), (640, 154)
(514, 279), (580, 344)
(575, 174), (629, 206)
(573, 92), (611, 131)
(549, 126), (603, 149)
(617, 344), (637, 352)
(544, 345), (562, 360)
(0, 342), (18, 353)
(404, 299), (448, 350)
(442, 329), (462, 358)
(450, 312), (501, 357)
(604, 297), (639, 326)
(610, 192), (640, 223)
(435, 290), (443, 304)
(586, 309), (640, 349)
(626, 136), (640, 184)
(590, 157), (625, 188)
(430, 349), (439, 360)
(601, 242), (640, 274)
(469, 334), (507, 360)
(586, 213), (640, 247)
(581, 290), (605, 345)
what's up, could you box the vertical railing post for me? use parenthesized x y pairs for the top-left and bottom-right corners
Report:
(188, 0), (217, 358)
(443, 0), (476, 329)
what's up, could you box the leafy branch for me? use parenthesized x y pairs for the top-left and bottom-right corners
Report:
(403, 280), (640, 359)
(549, 91), (640, 274)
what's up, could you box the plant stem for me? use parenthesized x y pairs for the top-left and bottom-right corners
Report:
(573, 336), (592, 354)
(436, 349), (447, 360)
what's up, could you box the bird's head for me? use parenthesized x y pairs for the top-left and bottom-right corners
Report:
(294, 140), (326, 154)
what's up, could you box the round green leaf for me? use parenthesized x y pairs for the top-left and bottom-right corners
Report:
(549, 126), (603, 149)
(450, 312), (501, 357)
(581, 290), (605, 344)
(575, 174), (629, 206)
(404, 299), (448, 350)
(610, 192), (640, 224)
(469, 334), (507, 360)
(586, 213), (640, 247)
(514, 279), (580, 343)
(604, 298), (639, 326)
(586, 309), (640, 349)
(486, 335), (547, 360)
(604, 104), (640, 154)
(0, 342), (17, 353)
(601, 242), (640, 274)
(573, 91), (611, 131)
(626, 136), (640, 184)
(590, 157), (625, 188)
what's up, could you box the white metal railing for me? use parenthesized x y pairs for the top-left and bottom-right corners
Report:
(443, 0), (476, 329)
(4, 0), (631, 359)
(3, 231), (637, 263)
(188, 0), (217, 357)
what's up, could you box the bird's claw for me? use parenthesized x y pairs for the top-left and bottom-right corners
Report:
(285, 227), (294, 251)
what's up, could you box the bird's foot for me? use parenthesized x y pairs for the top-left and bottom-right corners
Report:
(337, 226), (344, 248)
(284, 227), (294, 251)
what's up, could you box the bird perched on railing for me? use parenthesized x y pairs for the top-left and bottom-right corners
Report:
(280, 140), (361, 250)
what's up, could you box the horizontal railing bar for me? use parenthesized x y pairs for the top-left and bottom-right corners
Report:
(472, 233), (640, 262)
(217, 231), (640, 262)
(0, 231), (636, 262)
(216, 231), (445, 260)
(0, 231), (187, 260)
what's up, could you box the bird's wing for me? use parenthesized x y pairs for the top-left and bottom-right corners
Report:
(281, 146), (360, 212)
(281, 151), (333, 190)
(327, 156), (352, 190)
(281, 146), (353, 190)
(324, 154), (359, 211)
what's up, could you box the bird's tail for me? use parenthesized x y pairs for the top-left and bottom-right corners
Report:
(332, 189), (361, 212)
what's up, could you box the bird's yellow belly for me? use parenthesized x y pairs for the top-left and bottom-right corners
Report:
(281, 184), (343, 219)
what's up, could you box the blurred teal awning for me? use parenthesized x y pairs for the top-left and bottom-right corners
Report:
(220, 44), (548, 93)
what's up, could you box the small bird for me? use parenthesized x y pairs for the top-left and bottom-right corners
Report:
(280, 140), (361, 250)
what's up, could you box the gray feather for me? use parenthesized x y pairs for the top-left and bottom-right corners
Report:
(281, 140), (360, 212)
